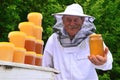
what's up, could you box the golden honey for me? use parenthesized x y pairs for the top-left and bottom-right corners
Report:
(34, 26), (43, 40)
(18, 22), (35, 36)
(27, 12), (43, 26)
(0, 42), (15, 62)
(24, 51), (36, 65)
(8, 31), (27, 48)
(89, 34), (104, 56)
(35, 40), (44, 54)
(35, 54), (43, 66)
(13, 47), (26, 63)
(24, 36), (36, 51)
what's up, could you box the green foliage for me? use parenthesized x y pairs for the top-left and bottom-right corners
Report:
(0, 0), (21, 41)
(56, 0), (76, 5)
(98, 72), (111, 80)
(41, 1), (64, 44)
(0, 0), (120, 80)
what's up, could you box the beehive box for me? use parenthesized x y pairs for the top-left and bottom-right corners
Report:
(0, 61), (59, 80)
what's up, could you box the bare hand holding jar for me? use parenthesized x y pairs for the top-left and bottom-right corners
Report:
(88, 34), (108, 65)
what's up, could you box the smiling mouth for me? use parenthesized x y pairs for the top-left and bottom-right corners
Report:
(68, 26), (79, 29)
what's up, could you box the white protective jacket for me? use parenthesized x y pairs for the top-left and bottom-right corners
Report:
(42, 33), (113, 80)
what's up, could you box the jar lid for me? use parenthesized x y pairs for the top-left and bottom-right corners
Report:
(36, 54), (43, 58)
(89, 34), (102, 37)
(8, 31), (27, 38)
(34, 26), (43, 32)
(27, 12), (43, 20)
(26, 36), (36, 41)
(36, 40), (44, 45)
(15, 47), (26, 52)
(25, 51), (36, 56)
(0, 42), (14, 47)
(18, 22), (35, 29)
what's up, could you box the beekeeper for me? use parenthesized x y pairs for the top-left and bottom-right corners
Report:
(42, 3), (113, 80)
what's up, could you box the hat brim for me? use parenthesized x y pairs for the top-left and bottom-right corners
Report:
(52, 12), (92, 17)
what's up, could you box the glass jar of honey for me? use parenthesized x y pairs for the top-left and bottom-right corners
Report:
(89, 34), (104, 56)
(34, 26), (43, 40)
(24, 36), (36, 51)
(35, 54), (43, 66)
(13, 47), (26, 63)
(8, 31), (27, 48)
(27, 12), (43, 26)
(18, 22), (35, 37)
(24, 51), (36, 65)
(35, 40), (44, 54)
(0, 42), (15, 62)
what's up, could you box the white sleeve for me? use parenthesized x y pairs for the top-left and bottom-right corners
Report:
(42, 50), (54, 68)
(42, 34), (55, 68)
(93, 43), (113, 70)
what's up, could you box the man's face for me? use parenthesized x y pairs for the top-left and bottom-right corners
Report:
(62, 15), (84, 38)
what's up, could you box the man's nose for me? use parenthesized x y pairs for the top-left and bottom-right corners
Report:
(70, 20), (75, 26)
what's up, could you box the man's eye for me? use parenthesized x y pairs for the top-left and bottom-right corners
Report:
(74, 19), (80, 22)
(66, 19), (71, 22)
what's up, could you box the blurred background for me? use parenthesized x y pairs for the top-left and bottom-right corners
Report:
(0, 0), (120, 79)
